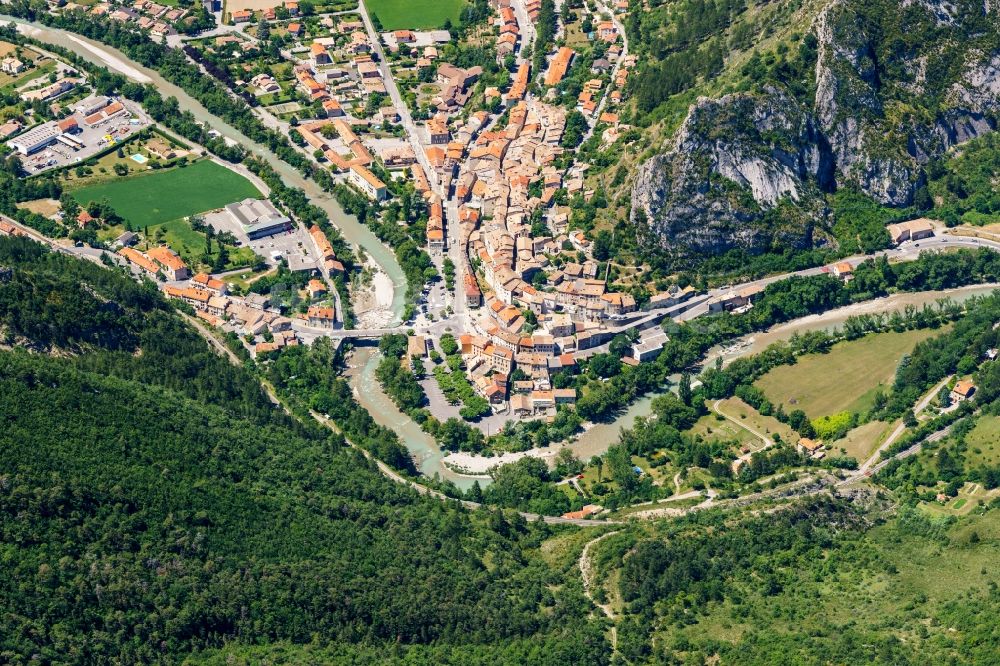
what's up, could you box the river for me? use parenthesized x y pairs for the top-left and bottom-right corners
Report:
(2, 16), (407, 323)
(344, 347), (483, 489)
(351, 283), (1000, 482)
(8, 16), (998, 485)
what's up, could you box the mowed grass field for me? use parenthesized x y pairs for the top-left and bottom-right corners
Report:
(368, 0), (467, 30)
(71, 160), (260, 228)
(830, 419), (892, 461)
(754, 328), (945, 420)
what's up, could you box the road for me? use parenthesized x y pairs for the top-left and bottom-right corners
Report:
(677, 233), (1000, 323)
(579, 529), (621, 649)
(580, 0), (628, 145)
(356, 0), (440, 195)
(2, 215), (116, 266)
(839, 423), (954, 486)
(10, 215), (969, 524)
(181, 311), (618, 526)
(310, 413), (618, 525)
(850, 375), (952, 478)
(509, 0), (536, 53)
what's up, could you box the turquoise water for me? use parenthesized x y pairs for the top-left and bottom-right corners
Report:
(130, 153), (148, 164)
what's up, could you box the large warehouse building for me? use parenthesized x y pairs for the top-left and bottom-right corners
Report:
(7, 122), (61, 155)
(225, 198), (293, 240)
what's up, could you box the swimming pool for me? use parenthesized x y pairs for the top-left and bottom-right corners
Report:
(130, 153), (148, 164)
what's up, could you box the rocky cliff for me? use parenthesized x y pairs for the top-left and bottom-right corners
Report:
(632, 0), (1000, 257)
(632, 87), (833, 255)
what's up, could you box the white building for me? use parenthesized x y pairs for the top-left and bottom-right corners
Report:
(348, 164), (387, 201)
(7, 122), (61, 155)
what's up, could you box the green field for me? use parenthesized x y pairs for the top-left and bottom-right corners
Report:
(368, 0), (467, 30)
(965, 416), (1000, 467)
(141, 217), (260, 269)
(71, 160), (261, 228)
(754, 328), (945, 420)
(830, 419), (892, 461)
(146, 218), (207, 259)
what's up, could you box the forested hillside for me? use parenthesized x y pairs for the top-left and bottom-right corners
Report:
(0, 238), (607, 664)
(592, 495), (1000, 664)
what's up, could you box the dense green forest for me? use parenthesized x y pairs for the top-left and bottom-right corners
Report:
(0, 238), (608, 663)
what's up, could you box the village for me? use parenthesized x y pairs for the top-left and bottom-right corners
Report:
(1, 0), (964, 434)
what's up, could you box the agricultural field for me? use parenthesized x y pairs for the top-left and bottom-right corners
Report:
(367, 0), (467, 30)
(829, 419), (893, 461)
(70, 159), (261, 229)
(754, 328), (945, 420)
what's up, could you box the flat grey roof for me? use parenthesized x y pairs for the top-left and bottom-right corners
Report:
(225, 198), (291, 235)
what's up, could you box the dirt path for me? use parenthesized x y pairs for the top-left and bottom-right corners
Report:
(579, 530), (621, 649)
(713, 399), (777, 474)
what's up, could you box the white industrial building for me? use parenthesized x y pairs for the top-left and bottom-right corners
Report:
(73, 95), (110, 116)
(225, 198), (293, 240)
(7, 122), (61, 155)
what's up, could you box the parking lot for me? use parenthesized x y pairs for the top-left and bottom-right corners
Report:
(203, 209), (321, 272)
(21, 101), (152, 175)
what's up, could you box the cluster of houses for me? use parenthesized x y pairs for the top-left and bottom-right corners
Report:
(432, 63), (483, 113)
(308, 224), (345, 276)
(88, 0), (192, 38)
(0, 219), (27, 237)
(118, 245), (191, 281)
(210, 34), (262, 61)
(231, 0), (301, 23)
(288, 20), (384, 105)
(449, 99), (638, 327)
(377, 28), (489, 141)
(493, 0), (521, 62)
(706, 284), (765, 314)
(20, 76), (80, 104)
(453, 331), (578, 414)
(162, 274), (307, 356)
(159, 269), (340, 356)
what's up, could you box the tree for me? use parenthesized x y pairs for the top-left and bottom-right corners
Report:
(592, 229), (612, 261)
(679, 372), (692, 406)
(554, 448), (583, 479)
(59, 193), (80, 221)
(589, 353), (621, 379)
(609, 334), (631, 358)
(937, 385), (951, 408)
(606, 444), (637, 494)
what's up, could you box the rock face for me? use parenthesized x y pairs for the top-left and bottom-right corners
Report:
(632, 0), (1000, 257)
(632, 87), (833, 254)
